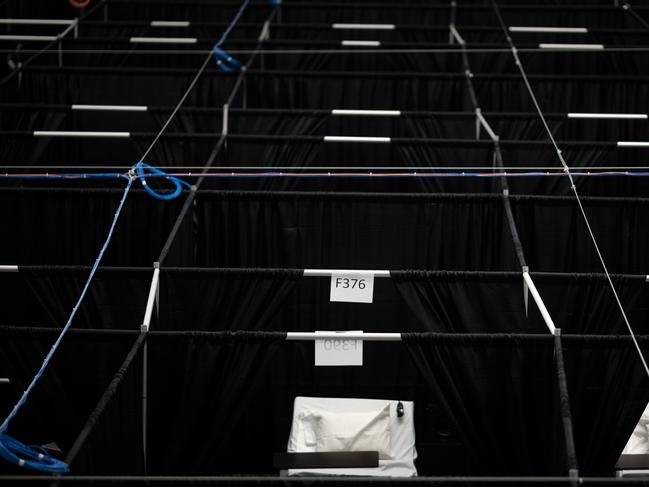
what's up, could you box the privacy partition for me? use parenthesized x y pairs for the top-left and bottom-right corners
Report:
(1, 0), (649, 484)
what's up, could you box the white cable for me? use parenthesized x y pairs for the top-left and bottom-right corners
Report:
(492, 0), (649, 379)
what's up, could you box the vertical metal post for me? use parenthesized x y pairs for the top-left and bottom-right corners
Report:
(58, 39), (63, 67)
(553, 329), (579, 478)
(242, 75), (247, 109)
(140, 264), (160, 475)
(103, 4), (109, 22)
(222, 103), (229, 136)
(142, 340), (148, 475)
(449, 1), (457, 44)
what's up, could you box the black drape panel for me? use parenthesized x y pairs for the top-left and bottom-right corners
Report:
(69, 339), (143, 475)
(193, 192), (518, 270)
(0, 327), (137, 474)
(563, 336), (649, 475)
(392, 271), (543, 334)
(0, 188), (187, 266)
(512, 195), (649, 274)
(402, 333), (559, 475)
(391, 271), (649, 335)
(158, 269), (301, 331)
(13, 268), (151, 330)
(147, 331), (285, 474)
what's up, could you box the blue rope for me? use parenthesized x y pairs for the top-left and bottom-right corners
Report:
(0, 176), (133, 473)
(134, 162), (192, 200)
(0, 162), (189, 473)
(213, 46), (244, 73)
(211, 0), (252, 71)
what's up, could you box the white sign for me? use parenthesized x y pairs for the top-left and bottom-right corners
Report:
(329, 272), (374, 303)
(315, 331), (363, 366)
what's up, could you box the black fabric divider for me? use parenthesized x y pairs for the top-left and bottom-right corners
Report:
(0, 188), (188, 266)
(0, 327), (137, 475)
(64, 332), (146, 468)
(402, 332), (559, 475)
(563, 335), (649, 475)
(187, 191), (518, 269)
(5, 267), (152, 329)
(158, 269), (301, 331)
(147, 331), (285, 475)
(390, 271), (649, 335)
(553, 333), (579, 476)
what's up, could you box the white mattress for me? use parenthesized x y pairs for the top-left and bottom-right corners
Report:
(286, 396), (417, 477)
(623, 403), (649, 454)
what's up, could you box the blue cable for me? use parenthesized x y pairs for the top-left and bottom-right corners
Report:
(211, 0), (252, 70)
(213, 46), (244, 73)
(0, 176), (134, 473)
(135, 162), (192, 200)
(0, 162), (187, 472)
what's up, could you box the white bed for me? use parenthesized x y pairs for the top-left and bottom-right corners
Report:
(286, 396), (417, 477)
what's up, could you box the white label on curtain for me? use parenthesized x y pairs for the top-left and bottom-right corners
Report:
(329, 273), (374, 303)
(315, 331), (363, 366)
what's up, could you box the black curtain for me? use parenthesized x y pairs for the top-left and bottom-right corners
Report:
(0, 327), (138, 474)
(158, 268), (302, 331)
(390, 271), (649, 335)
(147, 331), (285, 474)
(192, 191), (518, 270)
(13, 267), (151, 330)
(563, 335), (649, 475)
(401, 333), (559, 475)
(0, 188), (187, 266)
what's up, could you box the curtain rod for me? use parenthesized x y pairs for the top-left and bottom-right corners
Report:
(12, 103), (647, 119)
(75, 21), (649, 35)
(20, 66), (649, 81)
(8, 131), (631, 147)
(1, 265), (647, 281)
(1, 187), (649, 205)
(2, 326), (649, 343)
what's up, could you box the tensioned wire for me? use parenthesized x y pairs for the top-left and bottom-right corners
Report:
(7, 47), (649, 55)
(489, 0), (649, 380)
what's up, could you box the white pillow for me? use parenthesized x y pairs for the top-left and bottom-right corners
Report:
(311, 405), (391, 459)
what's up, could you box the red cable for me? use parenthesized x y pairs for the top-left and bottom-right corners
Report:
(68, 0), (91, 8)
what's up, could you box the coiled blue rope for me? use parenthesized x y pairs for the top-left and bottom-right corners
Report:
(134, 162), (192, 200)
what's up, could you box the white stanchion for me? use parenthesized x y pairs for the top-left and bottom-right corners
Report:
(0, 19), (75, 26)
(324, 135), (391, 143)
(0, 35), (57, 41)
(287, 332), (401, 341)
(150, 21), (191, 27)
(71, 104), (148, 112)
(522, 272), (556, 334)
(509, 26), (588, 33)
(568, 113), (648, 119)
(34, 131), (131, 138)
(129, 37), (198, 44)
(140, 267), (160, 332)
(331, 109), (401, 117)
(303, 269), (391, 277)
(333, 23), (395, 30)
(539, 43), (604, 50)
(341, 40), (381, 47)
(618, 141), (649, 147)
